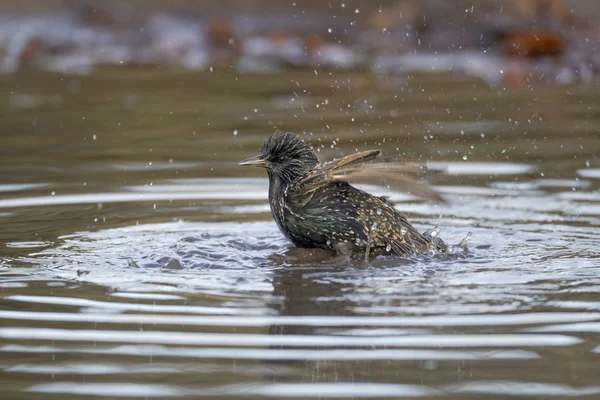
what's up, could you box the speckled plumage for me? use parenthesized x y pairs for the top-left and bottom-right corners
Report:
(240, 132), (440, 256)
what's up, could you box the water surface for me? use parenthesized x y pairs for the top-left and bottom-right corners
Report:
(1, 68), (599, 399)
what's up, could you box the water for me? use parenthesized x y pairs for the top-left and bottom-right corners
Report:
(1, 67), (599, 399)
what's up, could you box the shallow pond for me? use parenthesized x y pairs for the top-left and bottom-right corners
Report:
(1, 68), (599, 399)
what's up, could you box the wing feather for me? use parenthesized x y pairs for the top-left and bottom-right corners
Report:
(293, 150), (444, 203)
(330, 163), (445, 203)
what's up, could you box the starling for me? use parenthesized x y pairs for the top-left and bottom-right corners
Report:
(240, 132), (444, 257)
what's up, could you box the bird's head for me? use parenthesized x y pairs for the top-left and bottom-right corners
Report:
(239, 132), (318, 183)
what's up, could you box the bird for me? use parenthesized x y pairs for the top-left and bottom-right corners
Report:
(240, 132), (445, 258)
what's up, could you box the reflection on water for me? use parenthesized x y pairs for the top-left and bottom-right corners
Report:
(1, 68), (599, 399)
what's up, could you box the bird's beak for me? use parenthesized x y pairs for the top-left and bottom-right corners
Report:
(239, 155), (269, 168)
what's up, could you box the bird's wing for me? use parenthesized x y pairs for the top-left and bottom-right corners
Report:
(295, 149), (382, 190)
(330, 162), (445, 203)
(293, 150), (444, 203)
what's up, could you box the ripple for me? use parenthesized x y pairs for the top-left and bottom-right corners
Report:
(109, 292), (185, 301)
(427, 162), (535, 175)
(0, 183), (48, 192)
(20, 221), (282, 293)
(0, 189), (265, 208)
(27, 382), (180, 397)
(7, 363), (179, 375)
(449, 381), (600, 396)
(1, 310), (598, 328)
(525, 322), (600, 333)
(0, 344), (540, 361)
(217, 382), (439, 398)
(5, 241), (54, 249)
(577, 169), (600, 179)
(6, 296), (268, 315)
(0, 327), (582, 347)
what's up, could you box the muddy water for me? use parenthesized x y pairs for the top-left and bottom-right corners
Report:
(0, 67), (599, 399)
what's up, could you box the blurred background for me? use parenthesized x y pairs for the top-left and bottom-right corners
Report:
(1, 1), (600, 400)
(1, 0), (600, 82)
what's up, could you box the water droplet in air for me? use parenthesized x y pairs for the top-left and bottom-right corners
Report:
(386, 244), (392, 252)
(376, 209), (382, 215)
(400, 227), (407, 235)
(233, 130), (238, 136)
